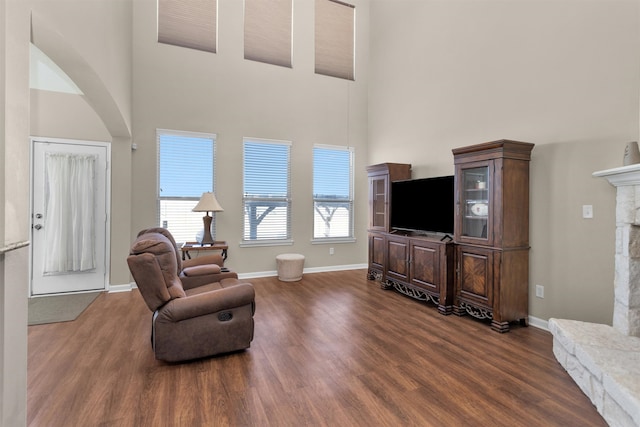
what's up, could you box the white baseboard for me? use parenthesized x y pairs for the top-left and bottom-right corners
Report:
(528, 315), (549, 331)
(237, 263), (367, 280)
(108, 282), (135, 293)
(305, 263), (368, 273)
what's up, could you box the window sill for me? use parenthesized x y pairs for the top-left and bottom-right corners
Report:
(311, 237), (356, 245)
(239, 239), (294, 248)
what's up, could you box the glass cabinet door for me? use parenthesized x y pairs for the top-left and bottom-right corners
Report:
(460, 165), (490, 240)
(370, 175), (387, 230)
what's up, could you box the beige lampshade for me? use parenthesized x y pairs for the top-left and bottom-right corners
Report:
(192, 192), (224, 213)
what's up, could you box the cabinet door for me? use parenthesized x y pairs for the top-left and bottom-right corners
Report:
(386, 236), (409, 283)
(369, 174), (388, 231)
(368, 232), (385, 271)
(409, 241), (439, 293)
(456, 245), (494, 309)
(367, 232), (386, 282)
(455, 161), (494, 246)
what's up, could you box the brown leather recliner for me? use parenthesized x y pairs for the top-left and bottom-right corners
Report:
(127, 229), (255, 362)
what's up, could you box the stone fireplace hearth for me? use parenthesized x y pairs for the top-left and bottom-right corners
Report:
(549, 163), (640, 427)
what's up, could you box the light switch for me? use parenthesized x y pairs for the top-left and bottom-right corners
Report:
(582, 205), (593, 219)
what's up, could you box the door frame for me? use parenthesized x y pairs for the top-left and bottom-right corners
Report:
(29, 136), (112, 296)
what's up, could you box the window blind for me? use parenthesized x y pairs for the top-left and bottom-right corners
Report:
(244, 0), (292, 68)
(313, 145), (354, 239)
(243, 139), (291, 242)
(157, 130), (216, 243)
(158, 0), (217, 53)
(315, 0), (355, 80)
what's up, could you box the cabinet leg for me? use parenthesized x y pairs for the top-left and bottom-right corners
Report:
(367, 269), (383, 282)
(490, 320), (510, 333)
(437, 305), (453, 315)
(380, 280), (393, 290)
(453, 305), (466, 317)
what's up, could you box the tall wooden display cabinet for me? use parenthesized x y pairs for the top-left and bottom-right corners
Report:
(452, 140), (534, 332)
(366, 163), (411, 282)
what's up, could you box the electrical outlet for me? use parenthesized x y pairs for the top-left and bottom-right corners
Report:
(329, 247), (334, 255)
(535, 285), (544, 298)
(582, 205), (593, 219)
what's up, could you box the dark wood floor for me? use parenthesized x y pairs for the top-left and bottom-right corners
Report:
(28, 269), (606, 427)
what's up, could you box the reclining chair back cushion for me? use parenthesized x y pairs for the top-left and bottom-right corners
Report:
(127, 232), (186, 312)
(137, 227), (184, 272)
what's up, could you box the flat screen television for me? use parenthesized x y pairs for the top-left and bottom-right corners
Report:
(390, 175), (455, 235)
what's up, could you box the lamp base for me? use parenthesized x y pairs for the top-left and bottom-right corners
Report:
(201, 215), (214, 245)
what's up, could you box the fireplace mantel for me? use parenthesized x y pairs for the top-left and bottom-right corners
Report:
(593, 163), (640, 186)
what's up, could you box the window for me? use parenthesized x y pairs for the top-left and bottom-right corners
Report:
(315, 0), (355, 80)
(313, 145), (354, 240)
(157, 130), (215, 243)
(157, 0), (217, 53)
(244, 0), (292, 67)
(242, 138), (291, 244)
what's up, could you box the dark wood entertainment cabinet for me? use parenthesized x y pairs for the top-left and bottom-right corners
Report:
(366, 162), (455, 314)
(368, 231), (455, 314)
(367, 140), (534, 332)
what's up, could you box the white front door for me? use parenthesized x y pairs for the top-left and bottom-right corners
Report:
(30, 138), (110, 296)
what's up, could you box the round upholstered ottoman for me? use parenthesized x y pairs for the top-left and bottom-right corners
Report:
(276, 253), (305, 282)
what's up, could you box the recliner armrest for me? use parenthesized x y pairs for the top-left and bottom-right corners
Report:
(182, 264), (221, 276)
(180, 271), (238, 290)
(158, 283), (255, 322)
(182, 254), (224, 268)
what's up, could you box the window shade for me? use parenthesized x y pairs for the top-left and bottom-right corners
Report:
(315, 0), (355, 80)
(244, 0), (292, 68)
(243, 139), (291, 242)
(313, 145), (354, 239)
(157, 130), (216, 243)
(158, 0), (217, 53)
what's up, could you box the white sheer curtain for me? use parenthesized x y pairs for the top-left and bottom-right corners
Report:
(43, 153), (97, 275)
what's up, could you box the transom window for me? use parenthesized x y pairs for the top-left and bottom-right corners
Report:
(157, 0), (217, 53)
(313, 144), (354, 240)
(157, 129), (216, 243)
(242, 138), (291, 244)
(315, 0), (355, 80)
(244, 0), (292, 67)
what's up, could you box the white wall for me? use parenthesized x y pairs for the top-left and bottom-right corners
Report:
(368, 0), (639, 324)
(1, 1), (133, 422)
(29, 0), (134, 286)
(30, 91), (111, 141)
(1, 0), (30, 423)
(131, 0), (370, 274)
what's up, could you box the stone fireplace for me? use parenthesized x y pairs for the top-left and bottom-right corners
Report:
(594, 164), (640, 337)
(549, 163), (640, 427)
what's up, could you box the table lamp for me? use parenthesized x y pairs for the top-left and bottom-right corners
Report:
(192, 192), (224, 245)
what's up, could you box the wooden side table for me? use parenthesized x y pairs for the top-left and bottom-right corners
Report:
(181, 241), (228, 261)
